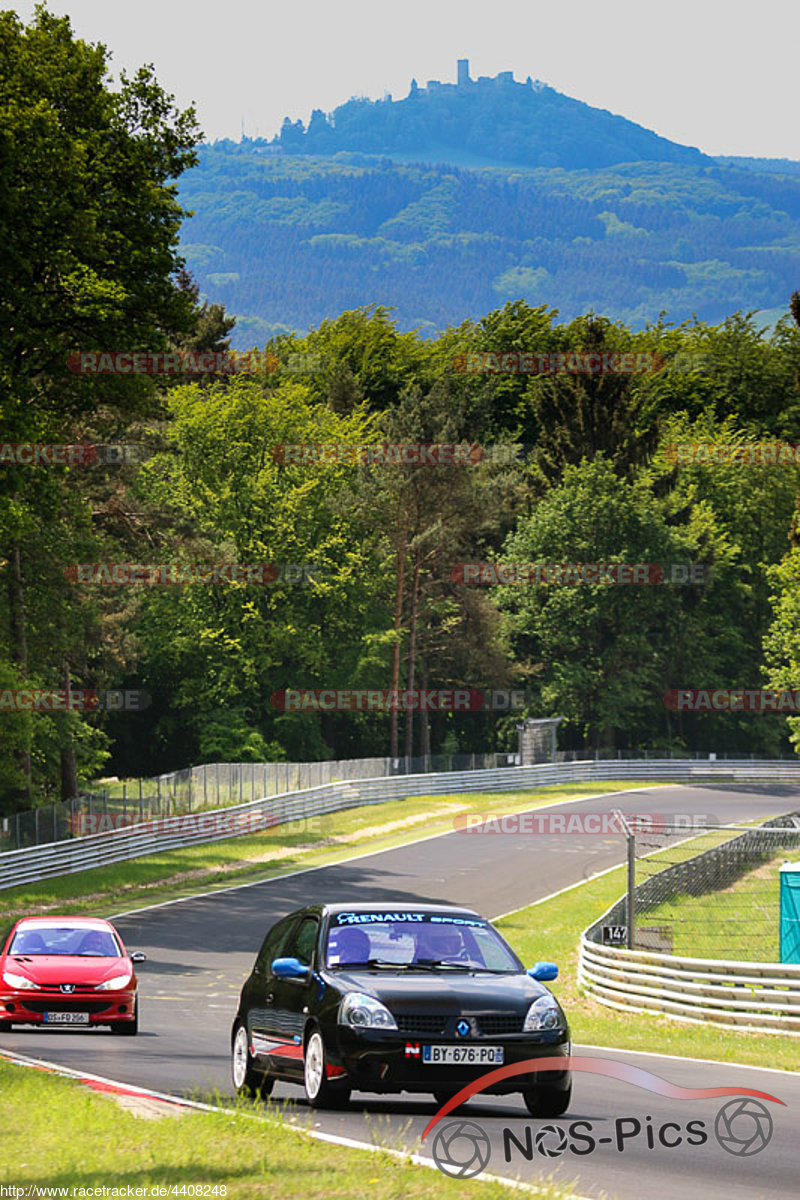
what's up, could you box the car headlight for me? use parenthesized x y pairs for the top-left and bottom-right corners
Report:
(339, 992), (397, 1030)
(96, 973), (132, 991)
(2, 971), (37, 990)
(523, 995), (565, 1032)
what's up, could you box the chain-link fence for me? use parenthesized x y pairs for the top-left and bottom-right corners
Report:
(593, 813), (800, 960)
(0, 752), (519, 851)
(5, 748), (799, 853)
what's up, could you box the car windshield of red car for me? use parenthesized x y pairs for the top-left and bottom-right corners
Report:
(9, 926), (121, 957)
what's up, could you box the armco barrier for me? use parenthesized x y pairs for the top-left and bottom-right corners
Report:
(2, 758), (800, 891)
(578, 806), (800, 1035)
(578, 940), (800, 1035)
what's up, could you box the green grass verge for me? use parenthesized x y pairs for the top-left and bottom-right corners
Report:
(642, 847), (792, 961)
(0, 781), (658, 926)
(495, 837), (800, 1074)
(0, 1060), (572, 1198)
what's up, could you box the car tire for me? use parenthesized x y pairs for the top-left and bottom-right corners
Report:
(523, 1082), (572, 1117)
(0, 1021), (13, 1032)
(112, 1002), (139, 1036)
(303, 1028), (350, 1109)
(231, 1022), (273, 1097)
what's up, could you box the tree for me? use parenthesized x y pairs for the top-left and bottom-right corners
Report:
(497, 457), (715, 750)
(525, 316), (660, 490)
(129, 375), (383, 763)
(0, 6), (200, 807)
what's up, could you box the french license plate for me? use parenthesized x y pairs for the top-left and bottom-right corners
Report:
(43, 1012), (89, 1024)
(422, 1045), (504, 1065)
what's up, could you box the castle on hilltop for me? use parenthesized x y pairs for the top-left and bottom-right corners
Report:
(407, 59), (546, 98)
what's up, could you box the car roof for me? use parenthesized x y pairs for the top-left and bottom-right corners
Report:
(13, 916), (116, 931)
(321, 902), (483, 918)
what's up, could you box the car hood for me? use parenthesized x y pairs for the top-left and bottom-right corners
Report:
(3, 955), (132, 986)
(324, 969), (553, 1013)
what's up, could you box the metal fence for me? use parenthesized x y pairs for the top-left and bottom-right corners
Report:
(585, 812), (800, 959)
(2, 757), (800, 892)
(631, 817), (800, 960)
(0, 752), (519, 852)
(3, 747), (790, 852)
(579, 812), (800, 1033)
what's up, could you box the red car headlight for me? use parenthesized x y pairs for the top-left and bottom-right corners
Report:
(2, 971), (37, 990)
(96, 973), (133, 991)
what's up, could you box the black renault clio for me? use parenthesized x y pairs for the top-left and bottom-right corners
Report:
(231, 902), (571, 1115)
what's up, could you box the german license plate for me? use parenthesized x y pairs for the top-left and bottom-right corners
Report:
(422, 1045), (504, 1065)
(43, 1012), (89, 1024)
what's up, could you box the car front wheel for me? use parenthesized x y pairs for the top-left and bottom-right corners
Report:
(304, 1028), (350, 1109)
(111, 1002), (138, 1036)
(232, 1022), (273, 1097)
(523, 1082), (572, 1117)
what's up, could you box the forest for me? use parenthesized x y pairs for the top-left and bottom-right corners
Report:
(3, 9), (800, 817)
(180, 145), (800, 343)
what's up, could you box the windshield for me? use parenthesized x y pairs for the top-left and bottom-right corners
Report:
(9, 926), (121, 957)
(325, 912), (521, 972)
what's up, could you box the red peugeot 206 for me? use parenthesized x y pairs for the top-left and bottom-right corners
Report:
(0, 916), (145, 1035)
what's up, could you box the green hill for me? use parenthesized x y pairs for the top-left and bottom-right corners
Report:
(179, 151), (800, 345)
(273, 60), (707, 170)
(178, 63), (800, 344)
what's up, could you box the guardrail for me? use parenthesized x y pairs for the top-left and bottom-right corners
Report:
(578, 941), (800, 1035)
(4, 752), (521, 852)
(578, 807), (800, 1035)
(2, 757), (800, 892)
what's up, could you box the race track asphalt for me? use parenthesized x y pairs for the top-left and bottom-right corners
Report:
(2, 783), (797, 1199)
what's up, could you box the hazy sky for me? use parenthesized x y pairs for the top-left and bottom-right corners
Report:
(9, 1), (800, 158)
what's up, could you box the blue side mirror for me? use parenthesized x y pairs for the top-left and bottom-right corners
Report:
(272, 956), (309, 979)
(527, 961), (558, 982)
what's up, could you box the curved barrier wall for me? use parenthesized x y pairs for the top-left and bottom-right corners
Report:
(2, 757), (800, 891)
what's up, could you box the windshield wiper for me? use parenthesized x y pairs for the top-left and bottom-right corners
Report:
(409, 959), (473, 971)
(333, 958), (412, 969)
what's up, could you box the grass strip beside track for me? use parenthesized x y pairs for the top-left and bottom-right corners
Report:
(0, 782), (657, 925)
(0, 1059), (573, 1199)
(643, 848), (788, 960)
(495, 837), (800, 1074)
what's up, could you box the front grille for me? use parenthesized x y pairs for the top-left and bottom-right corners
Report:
(24, 1001), (111, 1014)
(478, 1014), (524, 1035)
(39, 984), (98, 992)
(396, 1013), (525, 1037)
(397, 1014), (448, 1036)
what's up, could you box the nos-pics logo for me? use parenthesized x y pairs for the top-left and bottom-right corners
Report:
(424, 1057), (783, 1180)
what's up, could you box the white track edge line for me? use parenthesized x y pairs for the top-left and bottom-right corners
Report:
(0, 1047), (589, 1198)
(576, 1042), (799, 1079)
